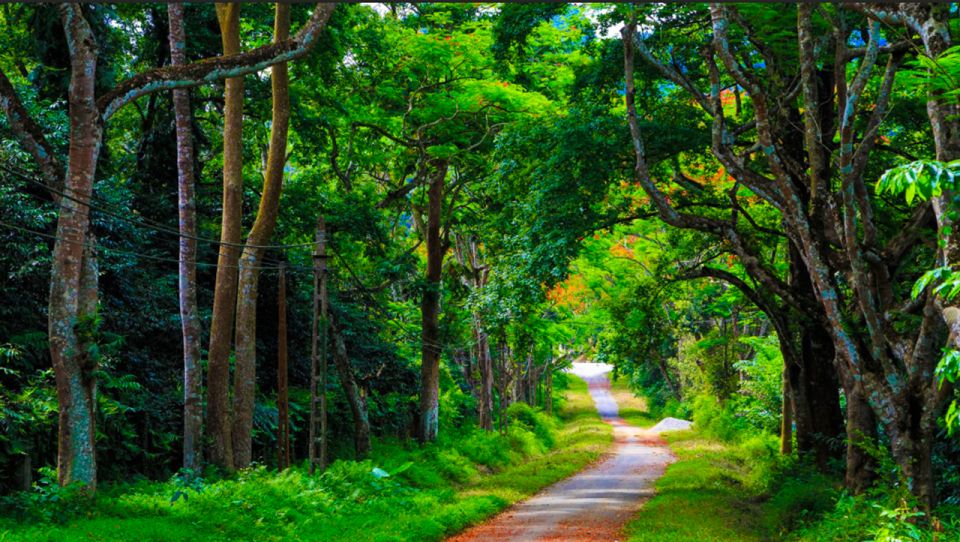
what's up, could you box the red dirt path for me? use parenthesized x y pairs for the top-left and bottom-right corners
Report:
(446, 363), (675, 542)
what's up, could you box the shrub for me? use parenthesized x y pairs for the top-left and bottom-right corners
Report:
(691, 395), (748, 442)
(506, 402), (557, 448)
(458, 430), (512, 468)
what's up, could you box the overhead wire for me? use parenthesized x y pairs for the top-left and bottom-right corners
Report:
(1, 164), (323, 250)
(0, 218), (299, 273)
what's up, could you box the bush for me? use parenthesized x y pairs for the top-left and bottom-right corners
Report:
(506, 402), (557, 448)
(0, 467), (95, 524)
(458, 430), (512, 468)
(691, 395), (749, 442)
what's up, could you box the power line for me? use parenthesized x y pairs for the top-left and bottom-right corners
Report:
(1, 165), (323, 251)
(0, 218), (304, 273)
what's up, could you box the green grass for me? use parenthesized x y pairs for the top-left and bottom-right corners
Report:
(624, 421), (960, 542)
(0, 376), (611, 542)
(624, 430), (835, 542)
(609, 376), (657, 428)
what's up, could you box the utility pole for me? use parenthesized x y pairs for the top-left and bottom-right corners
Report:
(309, 217), (329, 474)
(277, 264), (290, 470)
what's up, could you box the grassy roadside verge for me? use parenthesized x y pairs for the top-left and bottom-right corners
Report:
(0, 375), (611, 542)
(609, 376), (656, 428)
(623, 430), (821, 542)
(624, 411), (960, 542)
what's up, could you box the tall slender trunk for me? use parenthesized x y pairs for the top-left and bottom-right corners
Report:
(231, 2), (291, 470)
(544, 362), (553, 415)
(330, 318), (371, 458)
(168, 2), (203, 473)
(475, 316), (493, 430)
(206, 2), (243, 471)
(51, 5), (101, 489)
(419, 162), (447, 442)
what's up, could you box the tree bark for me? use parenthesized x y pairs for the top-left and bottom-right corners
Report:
(418, 162), (448, 442)
(0, 1), (335, 490)
(206, 2), (243, 471)
(476, 316), (493, 430)
(232, 2), (291, 470)
(842, 375), (877, 493)
(544, 361), (553, 415)
(50, 4), (101, 490)
(168, 1), (203, 474)
(780, 364), (793, 455)
(330, 318), (371, 458)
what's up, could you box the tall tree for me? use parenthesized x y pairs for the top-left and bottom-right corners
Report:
(419, 161), (448, 442)
(622, 3), (947, 506)
(205, 2), (243, 471)
(232, 1), (292, 470)
(168, 1), (203, 474)
(0, 1), (337, 488)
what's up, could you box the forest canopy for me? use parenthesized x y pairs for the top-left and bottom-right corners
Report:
(1, 2), (960, 541)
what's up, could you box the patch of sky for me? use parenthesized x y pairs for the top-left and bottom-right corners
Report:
(656, 81), (677, 95)
(551, 14), (568, 31)
(848, 30), (865, 48)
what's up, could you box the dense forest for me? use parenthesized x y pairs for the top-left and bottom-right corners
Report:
(1, 2), (960, 541)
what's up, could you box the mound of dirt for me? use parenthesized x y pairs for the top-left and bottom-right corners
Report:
(650, 417), (693, 432)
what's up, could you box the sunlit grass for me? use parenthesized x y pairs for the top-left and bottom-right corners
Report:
(609, 376), (657, 428)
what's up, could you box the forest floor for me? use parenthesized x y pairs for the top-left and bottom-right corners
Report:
(447, 363), (675, 542)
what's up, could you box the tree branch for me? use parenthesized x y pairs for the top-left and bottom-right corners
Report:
(98, 3), (337, 120)
(0, 69), (64, 193)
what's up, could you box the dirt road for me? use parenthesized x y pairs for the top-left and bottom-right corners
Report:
(447, 363), (675, 542)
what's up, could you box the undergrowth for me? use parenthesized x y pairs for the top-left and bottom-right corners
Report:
(626, 393), (960, 542)
(0, 376), (611, 542)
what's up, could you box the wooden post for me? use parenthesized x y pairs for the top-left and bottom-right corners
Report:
(277, 264), (290, 470)
(309, 218), (328, 474)
(319, 218), (329, 471)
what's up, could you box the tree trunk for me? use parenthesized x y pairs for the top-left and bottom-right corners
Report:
(785, 323), (845, 468)
(842, 376), (877, 493)
(419, 162), (448, 442)
(780, 364), (793, 455)
(168, 2), (203, 473)
(277, 266), (290, 470)
(544, 364), (553, 415)
(231, 2), (291, 470)
(330, 318), (372, 459)
(206, 2), (243, 471)
(51, 5), (101, 489)
(476, 318), (493, 430)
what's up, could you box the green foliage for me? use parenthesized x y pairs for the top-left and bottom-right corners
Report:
(876, 159), (960, 204)
(624, 430), (814, 541)
(690, 395), (750, 443)
(0, 377), (610, 542)
(0, 467), (94, 525)
(877, 158), (960, 438)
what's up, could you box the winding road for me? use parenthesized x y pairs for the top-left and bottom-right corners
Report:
(447, 362), (675, 542)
